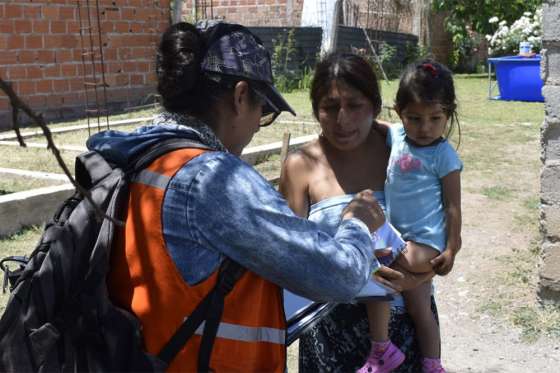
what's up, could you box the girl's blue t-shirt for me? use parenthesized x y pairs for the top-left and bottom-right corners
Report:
(385, 125), (463, 251)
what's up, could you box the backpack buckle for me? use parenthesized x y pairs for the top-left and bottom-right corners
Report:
(0, 256), (28, 293)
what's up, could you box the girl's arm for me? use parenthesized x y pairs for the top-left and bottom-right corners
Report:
(431, 170), (462, 275)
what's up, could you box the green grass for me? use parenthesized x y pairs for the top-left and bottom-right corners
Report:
(481, 185), (515, 201)
(0, 92), (319, 174)
(478, 242), (560, 341)
(0, 175), (65, 195)
(0, 227), (43, 314)
(0, 146), (77, 174)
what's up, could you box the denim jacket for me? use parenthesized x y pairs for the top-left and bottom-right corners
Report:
(87, 114), (379, 302)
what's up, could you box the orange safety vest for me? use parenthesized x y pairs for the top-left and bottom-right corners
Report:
(108, 148), (287, 372)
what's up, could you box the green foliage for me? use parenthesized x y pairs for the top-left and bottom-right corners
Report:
(433, 0), (542, 69)
(296, 67), (314, 91)
(486, 9), (542, 56)
(357, 42), (418, 81)
(272, 29), (304, 93)
(372, 43), (398, 80)
(403, 41), (430, 66)
(271, 30), (317, 93)
(481, 185), (514, 201)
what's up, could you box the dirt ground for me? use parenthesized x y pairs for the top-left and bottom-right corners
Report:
(286, 200), (560, 373)
(434, 191), (559, 373)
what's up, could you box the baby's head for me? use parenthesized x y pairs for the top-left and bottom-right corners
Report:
(395, 59), (459, 146)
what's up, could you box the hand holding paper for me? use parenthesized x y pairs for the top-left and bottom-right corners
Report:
(356, 221), (407, 299)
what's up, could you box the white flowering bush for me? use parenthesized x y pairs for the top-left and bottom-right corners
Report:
(486, 8), (542, 56)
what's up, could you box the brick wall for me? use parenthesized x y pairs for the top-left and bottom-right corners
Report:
(0, 0), (170, 130)
(181, 0), (304, 27)
(539, 0), (560, 303)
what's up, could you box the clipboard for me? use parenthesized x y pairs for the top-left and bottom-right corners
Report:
(284, 221), (405, 345)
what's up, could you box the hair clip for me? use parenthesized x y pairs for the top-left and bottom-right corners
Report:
(421, 63), (438, 78)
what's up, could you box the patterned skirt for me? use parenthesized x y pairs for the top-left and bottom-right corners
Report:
(299, 297), (439, 372)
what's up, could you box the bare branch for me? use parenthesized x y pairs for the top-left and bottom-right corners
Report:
(11, 105), (26, 147)
(0, 77), (122, 226)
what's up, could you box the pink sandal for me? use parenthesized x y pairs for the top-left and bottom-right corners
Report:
(356, 341), (405, 373)
(422, 357), (446, 373)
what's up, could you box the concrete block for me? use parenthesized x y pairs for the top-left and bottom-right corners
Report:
(0, 184), (74, 238)
(541, 48), (548, 82)
(544, 3), (560, 41)
(541, 203), (560, 239)
(539, 242), (560, 303)
(541, 161), (560, 204)
(541, 46), (560, 84)
(541, 119), (560, 160)
(543, 85), (560, 120)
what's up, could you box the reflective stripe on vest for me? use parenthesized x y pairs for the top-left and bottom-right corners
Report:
(190, 319), (285, 345)
(108, 148), (287, 373)
(132, 169), (171, 190)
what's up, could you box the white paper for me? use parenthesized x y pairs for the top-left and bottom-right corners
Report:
(357, 221), (406, 298)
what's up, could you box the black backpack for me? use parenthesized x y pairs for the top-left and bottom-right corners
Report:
(0, 138), (245, 372)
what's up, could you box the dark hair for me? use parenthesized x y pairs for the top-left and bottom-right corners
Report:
(156, 22), (258, 124)
(395, 59), (460, 142)
(310, 53), (382, 120)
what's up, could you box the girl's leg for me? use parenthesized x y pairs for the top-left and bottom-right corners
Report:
(396, 241), (439, 274)
(396, 243), (446, 371)
(357, 301), (405, 372)
(366, 300), (390, 342)
(402, 280), (440, 358)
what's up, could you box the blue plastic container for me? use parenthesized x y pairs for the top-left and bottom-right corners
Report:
(488, 55), (544, 102)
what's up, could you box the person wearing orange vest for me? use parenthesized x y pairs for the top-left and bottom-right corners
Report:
(87, 21), (402, 372)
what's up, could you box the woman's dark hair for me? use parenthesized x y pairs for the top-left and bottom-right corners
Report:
(310, 53), (382, 120)
(395, 59), (460, 143)
(156, 22), (258, 124)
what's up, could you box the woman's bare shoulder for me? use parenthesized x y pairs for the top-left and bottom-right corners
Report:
(284, 139), (322, 170)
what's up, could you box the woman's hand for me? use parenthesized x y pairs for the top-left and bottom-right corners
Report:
(341, 189), (385, 232)
(430, 250), (456, 276)
(373, 266), (405, 292)
(374, 248), (435, 291)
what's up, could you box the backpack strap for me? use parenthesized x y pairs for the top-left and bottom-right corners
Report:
(129, 138), (211, 173)
(157, 258), (246, 371)
(129, 138), (247, 369)
(75, 138), (210, 189)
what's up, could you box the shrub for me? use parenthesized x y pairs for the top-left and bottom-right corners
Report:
(486, 8), (543, 56)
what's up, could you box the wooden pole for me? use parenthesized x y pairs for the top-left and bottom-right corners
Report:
(280, 131), (291, 164)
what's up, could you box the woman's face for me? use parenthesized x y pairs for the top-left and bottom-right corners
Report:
(223, 82), (262, 156)
(317, 80), (375, 151)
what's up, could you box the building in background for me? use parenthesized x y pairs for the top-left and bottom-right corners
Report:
(0, 0), (452, 130)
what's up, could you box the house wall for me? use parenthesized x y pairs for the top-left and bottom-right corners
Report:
(0, 0), (170, 130)
(539, 0), (560, 303)
(179, 0), (304, 27)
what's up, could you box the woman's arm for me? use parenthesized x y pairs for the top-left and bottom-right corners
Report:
(279, 151), (310, 218)
(190, 153), (379, 303)
(430, 170), (462, 275)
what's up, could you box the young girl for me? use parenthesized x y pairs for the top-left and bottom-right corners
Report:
(359, 60), (462, 373)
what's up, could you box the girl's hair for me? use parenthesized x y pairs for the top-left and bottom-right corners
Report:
(156, 22), (258, 124)
(310, 53), (382, 120)
(395, 59), (460, 143)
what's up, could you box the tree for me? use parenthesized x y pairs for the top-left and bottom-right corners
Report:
(432, 0), (542, 69)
